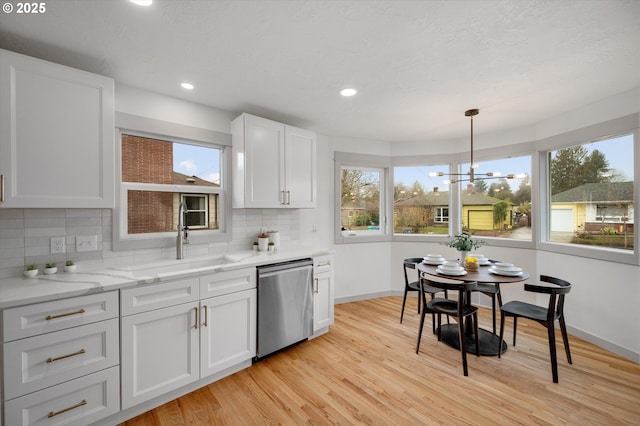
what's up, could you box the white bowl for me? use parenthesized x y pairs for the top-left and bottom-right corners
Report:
(469, 253), (486, 259)
(440, 263), (463, 271)
(425, 254), (443, 260)
(494, 262), (514, 269)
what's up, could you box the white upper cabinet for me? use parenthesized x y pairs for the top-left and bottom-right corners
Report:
(0, 49), (115, 208)
(232, 113), (316, 208)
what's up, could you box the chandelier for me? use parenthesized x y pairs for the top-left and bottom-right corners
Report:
(430, 109), (526, 191)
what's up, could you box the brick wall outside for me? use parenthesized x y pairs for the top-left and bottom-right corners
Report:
(123, 134), (174, 233)
(122, 134), (173, 184)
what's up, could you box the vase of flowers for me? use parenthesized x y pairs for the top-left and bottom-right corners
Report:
(447, 233), (486, 265)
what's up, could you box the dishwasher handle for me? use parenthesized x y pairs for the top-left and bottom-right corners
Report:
(257, 259), (313, 275)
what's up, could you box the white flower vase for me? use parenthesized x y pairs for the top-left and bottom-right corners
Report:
(458, 251), (468, 266)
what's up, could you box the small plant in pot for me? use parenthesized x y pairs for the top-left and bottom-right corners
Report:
(64, 260), (77, 272)
(268, 241), (275, 252)
(43, 262), (57, 275)
(447, 233), (486, 265)
(24, 264), (38, 278)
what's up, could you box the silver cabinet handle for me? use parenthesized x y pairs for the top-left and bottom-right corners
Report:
(281, 190), (286, 205)
(314, 278), (319, 294)
(0, 174), (4, 202)
(286, 190), (291, 205)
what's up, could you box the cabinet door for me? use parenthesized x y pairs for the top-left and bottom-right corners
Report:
(200, 289), (257, 378)
(242, 114), (285, 208)
(0, 49), (114, 208)
(313, 271), (334, 333)
(121, 301), (199, 409)
(285, 125), (317, 208)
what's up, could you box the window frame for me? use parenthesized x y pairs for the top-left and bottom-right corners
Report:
(113, 113), (232, 251)
(536, 114), (638, 265)
(334, 152), (391, 244)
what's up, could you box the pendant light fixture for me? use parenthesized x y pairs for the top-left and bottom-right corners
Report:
(430, 109), (525, 191)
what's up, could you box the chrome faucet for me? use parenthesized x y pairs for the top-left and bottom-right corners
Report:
(177, 202), (189, 259)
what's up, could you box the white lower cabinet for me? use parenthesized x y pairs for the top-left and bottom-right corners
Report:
(313, 255), (335, 334)
(2, 292), (120, 426)
(200, 289), (257, 377)
(4, 367), (120, 426)
(120, 268), (257, 410)
(120, 301), (200, 409)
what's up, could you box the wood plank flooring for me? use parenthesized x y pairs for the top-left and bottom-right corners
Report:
(120, 296), (640, 425)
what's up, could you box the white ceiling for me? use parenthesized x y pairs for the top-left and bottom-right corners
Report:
(1, 0), (639, 143)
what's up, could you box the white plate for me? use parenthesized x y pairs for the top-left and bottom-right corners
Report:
(436, 267), (467, 276)
(488, 268), (523, 277)
(478, 259), (492, 266)
(493, 265), (522, 273)
(423, 259), (445, 265)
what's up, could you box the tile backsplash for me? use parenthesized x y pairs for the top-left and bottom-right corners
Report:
(0, 208), (300, 279)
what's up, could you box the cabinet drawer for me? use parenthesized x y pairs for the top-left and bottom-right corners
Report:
(4, 366), (120, 426)
(200, 267), (256, 298)
(3, 318), (119, 400)
(2, 292), (118, 341)
(121, 277), (199, 316)
(313, 255), (334, 274)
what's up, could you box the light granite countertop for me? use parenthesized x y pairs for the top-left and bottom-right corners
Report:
(0, 248), (332, 309)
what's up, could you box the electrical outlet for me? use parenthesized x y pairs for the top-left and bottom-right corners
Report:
(50, 236), (65, 254)
(76, 235), (97, 252)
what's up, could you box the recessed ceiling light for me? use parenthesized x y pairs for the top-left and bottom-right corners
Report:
(129, 0), (153, 6)
(340, 88), (357, 97)
(181, 82), (194, 90)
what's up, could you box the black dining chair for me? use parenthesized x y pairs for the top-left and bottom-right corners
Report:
(416, 274), (480, 376)
(498, 275), (572, 383)
(400, 258), (447, 331)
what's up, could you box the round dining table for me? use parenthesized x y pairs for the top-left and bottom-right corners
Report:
(417, 261), (530, 356)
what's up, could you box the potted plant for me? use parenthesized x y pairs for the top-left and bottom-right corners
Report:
(447, 233), (485, 265)
(268, 241), (275, 252)
(252, 241), (259, 251)
(24, 264), (38, 278)
(257, 233), (269, 252)
(64, 260), (77, 272)
(43, 262), (57, 275)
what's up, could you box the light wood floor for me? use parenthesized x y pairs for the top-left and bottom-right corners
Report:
(120, 296), (640, 425)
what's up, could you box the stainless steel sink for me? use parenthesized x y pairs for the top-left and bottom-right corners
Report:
(112, 256), (236, 277)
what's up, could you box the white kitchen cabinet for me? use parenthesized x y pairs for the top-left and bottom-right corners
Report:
(231, 113), (316, 208)
(313, 255), (335, 335)
(200, 289), (256, 377)
(120, 268), (257, 409)
(0, 48), (114, 208)
(120, 300), (200, 409)
(120, 278), (200, 409)
(2, 291), (120, 425)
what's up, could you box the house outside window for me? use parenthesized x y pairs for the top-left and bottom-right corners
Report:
(340, 167), (382, 234)
(460, 155), (531, 241)
(548, 134), (634, 250)
(119, 133), (223, 239)
(393, 165), (450, 235)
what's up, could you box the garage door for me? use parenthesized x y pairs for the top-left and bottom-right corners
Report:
(551, 209), (573, 232)
(468, 211), (493, 231)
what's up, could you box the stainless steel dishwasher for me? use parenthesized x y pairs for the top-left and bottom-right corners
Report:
(256, 258), (314, 360)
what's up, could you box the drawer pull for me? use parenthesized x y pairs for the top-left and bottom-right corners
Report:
(316, 261), (331, 267)
(45, 308), (85, 320)
(48, 399), (87, 418)
(0, 174), (5, 202)
(46, 348), (86, 363)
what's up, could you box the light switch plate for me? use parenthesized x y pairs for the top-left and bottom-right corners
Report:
(76, 235), (97, 252)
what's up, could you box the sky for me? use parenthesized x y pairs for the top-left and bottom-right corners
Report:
(173, 143), (221, 184)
